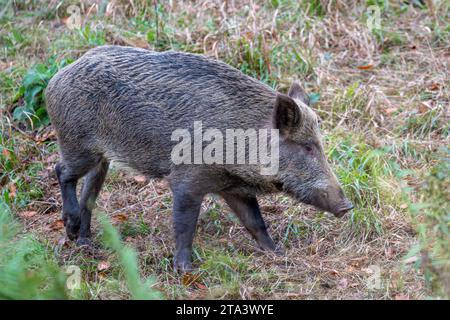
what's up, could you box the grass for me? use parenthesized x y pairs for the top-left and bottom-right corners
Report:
(0, 198), (161, 300)
(327, 132), (395, 239)
(0, 202), (68, 299)
(0, 0), (449, 299)
(405, 148), (450, 298)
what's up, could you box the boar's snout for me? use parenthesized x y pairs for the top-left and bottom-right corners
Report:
(310, 185), (354, 218)
(334, 198), (354, 218)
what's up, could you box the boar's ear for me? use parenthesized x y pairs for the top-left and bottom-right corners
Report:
(288, 81), (310, 106)
(273, 93), (302, 135)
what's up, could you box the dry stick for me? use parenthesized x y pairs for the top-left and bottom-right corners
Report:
(154, 0), (159, 47)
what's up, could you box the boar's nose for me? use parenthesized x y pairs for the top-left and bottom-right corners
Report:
(335, 199), (354, 218)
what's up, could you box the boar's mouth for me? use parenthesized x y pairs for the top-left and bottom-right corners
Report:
(279, 183), (354, 218)
(332, 201), (354, 218)
(312, 197), (354, 218)
(306, 200), (354, 218)
(307, 186), (354, 218)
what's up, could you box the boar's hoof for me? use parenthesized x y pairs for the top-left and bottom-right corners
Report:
(76, 237), (92, 247)
(258, 241), (285, 256)
(64, 217), (80, 241)
(174, 251), (193, 273)
(174, 260), (193, 273)
(173, 247), (194, 273)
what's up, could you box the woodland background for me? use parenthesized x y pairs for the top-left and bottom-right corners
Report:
(0, 0), (448, 299)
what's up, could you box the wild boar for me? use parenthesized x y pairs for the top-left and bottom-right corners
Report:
(45, 45), (353, 272)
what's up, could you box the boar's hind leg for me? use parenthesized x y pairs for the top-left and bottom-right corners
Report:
(171, 187), (204, 273)
(77, 158), (109, 246)
(220, 193), (278, 253)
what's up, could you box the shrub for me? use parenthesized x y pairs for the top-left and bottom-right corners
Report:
(13, 57), (73, 128)
(407, 148), (450, 298)
(0, 201), (69, 299)
(99, 214), (162, 300)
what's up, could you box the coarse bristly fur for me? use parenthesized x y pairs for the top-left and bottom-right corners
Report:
(45, 45), (353, 272)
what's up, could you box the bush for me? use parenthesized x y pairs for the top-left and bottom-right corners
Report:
(407, 148), (450, 298)
(0, 201), (69, 299)
(13, 57), (73, 128)
(99, 214), (162, 300)
(0, 201), (162, 300)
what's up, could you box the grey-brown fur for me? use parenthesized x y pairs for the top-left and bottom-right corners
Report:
(46, 45), (353, 272)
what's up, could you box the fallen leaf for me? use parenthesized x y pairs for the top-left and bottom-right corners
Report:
(0, 61), (12, 71)
(97, 261), (110, 272)
(331, 269), (339, 276)
(357, 63), (374, 70)
(19, 211), (37, 218)
(429, 82), (440, 91)
(194, 282), (207, 290)
(181, 272), (202, 286)
(8, 184), (17, 199)
(2, 148), (11, 159)
(35, 130), (56, 143)
(400, 203), (408, 209)
(418, 101), (432, 114)
(394, 294), (409, 300)
(112, 214), (128, 223)
(50, 219), (65, 231)
(133, 175), (147, 183)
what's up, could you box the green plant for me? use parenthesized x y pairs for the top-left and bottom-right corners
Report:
(406, 148), (450, 298)
(328, 82), (372, 126)
(77, 24), (106, 46)
(0, 201), (69, 299)
(120, 216), (152, 238)
(403, 106), (448, 139)
(200, 249), (250, 298)
(227, 34), (275, 86)
(326, 132), (398, 238)
(99, 214), (162, 300)
(302, 0), (326, 17)
(0, 25), (31, 58)
(13, 57), (73, 128)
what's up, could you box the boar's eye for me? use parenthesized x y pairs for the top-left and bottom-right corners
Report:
(303, 143), (313, 152)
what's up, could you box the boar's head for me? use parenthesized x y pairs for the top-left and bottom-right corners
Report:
(273, 82), (353, 217)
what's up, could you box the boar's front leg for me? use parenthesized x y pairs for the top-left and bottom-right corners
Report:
(220, 192), (278, 253)
(171, 186), (205, 273)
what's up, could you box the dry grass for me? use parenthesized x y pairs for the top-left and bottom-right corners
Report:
(1, 0), (449, 299)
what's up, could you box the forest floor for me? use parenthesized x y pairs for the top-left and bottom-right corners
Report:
(0, 1), (448, 299)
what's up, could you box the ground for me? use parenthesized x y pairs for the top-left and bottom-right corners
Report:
(0, 1), (448, 299)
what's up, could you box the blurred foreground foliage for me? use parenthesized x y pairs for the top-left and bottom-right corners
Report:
(0, 201), (161, 300)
